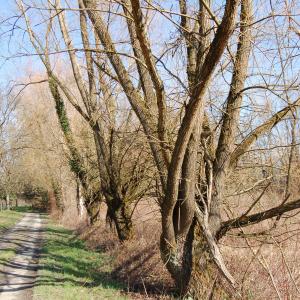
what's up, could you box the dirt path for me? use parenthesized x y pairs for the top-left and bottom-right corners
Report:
(0, 213), (44, 300)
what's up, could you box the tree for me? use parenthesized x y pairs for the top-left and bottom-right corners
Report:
(81, 0), (300, 297)
(17, 0), (154, 240)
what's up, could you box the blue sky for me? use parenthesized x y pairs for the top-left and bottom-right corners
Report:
(0, 1), (50, 91)
(0, 0), (299, 111)
(0, 0), (298, 154)
(0, 1), (28, 87)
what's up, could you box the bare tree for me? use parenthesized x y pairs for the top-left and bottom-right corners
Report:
(17, 0), (154, 241)
(81, 0), (300, 297)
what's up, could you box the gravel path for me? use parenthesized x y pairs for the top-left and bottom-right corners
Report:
(0, 213), (44, 300)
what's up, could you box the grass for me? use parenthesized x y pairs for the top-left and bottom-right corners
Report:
(0, 208), (27, 263)
(33, 222), (128, 300)
(0, 248), (16, 263)
(0, 208), (26, 232)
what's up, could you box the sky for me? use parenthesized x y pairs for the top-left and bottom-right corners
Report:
(0, 0), (298, 114)
(0, 1), (29, 86)
(0, 0), (298, 157)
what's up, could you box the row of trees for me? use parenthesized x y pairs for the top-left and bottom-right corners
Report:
(1, 0), (299, 298)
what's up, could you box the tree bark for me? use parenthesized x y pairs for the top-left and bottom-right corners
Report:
(86, 197), (101, 225)
(184, 228), (233, 299)
(106, 194), (133, 241)
(6, 193), (10, 210)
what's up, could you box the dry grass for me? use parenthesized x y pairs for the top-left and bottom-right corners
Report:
(222, 233), (300, 299)
(79, 200), (174, 299)
(221, 188), (300, 299)
(59, 186), (300, 299)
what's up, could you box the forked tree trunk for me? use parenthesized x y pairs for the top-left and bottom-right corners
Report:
(162, 223), (232, 299)
(92, 130), (133, 241)
(51, 6), (134, 241)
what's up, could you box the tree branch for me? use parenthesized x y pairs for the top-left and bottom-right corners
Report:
(214, 0), (252, 174)
(83, 0), (168, 188)
(217, 197), (300, 240)
(162, 0), (239, 248)
(129, 0), (169, 165)
(229, 97), (300, 167)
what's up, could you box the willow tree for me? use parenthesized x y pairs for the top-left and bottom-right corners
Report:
(18, 0), (153, 241)
(12, 82), (73, 213)
(81, 0), (300, 298)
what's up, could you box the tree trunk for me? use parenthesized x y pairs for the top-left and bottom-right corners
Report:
(184, 230), (232, 299)
(106, 196), (133, 242)
(86, 199), (101, 225)
(48, 190), (58, 214)
(53, 182), (64, 214)
(81, 185), (102, 225)
(173, 125), (198, 239)
(76, 178), (82, 217)
(161, 220), (232, 299)
(76, 179), (86, 218)
(6, 193), (10, 210)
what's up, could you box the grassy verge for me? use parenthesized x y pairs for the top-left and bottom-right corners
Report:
(0, 208), (27, 264)
(33, 223), (128, 300)
(0, 208), (26, 232)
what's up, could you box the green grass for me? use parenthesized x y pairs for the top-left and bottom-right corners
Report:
(0, 208), (27, 263)
(33, 223), (128, 300)
(12, 206), (36, 213)
(0, 248), (16, 263)
(0, 209), (26, 232)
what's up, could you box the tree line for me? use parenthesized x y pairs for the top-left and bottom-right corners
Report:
(0, 0), (299, 298)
